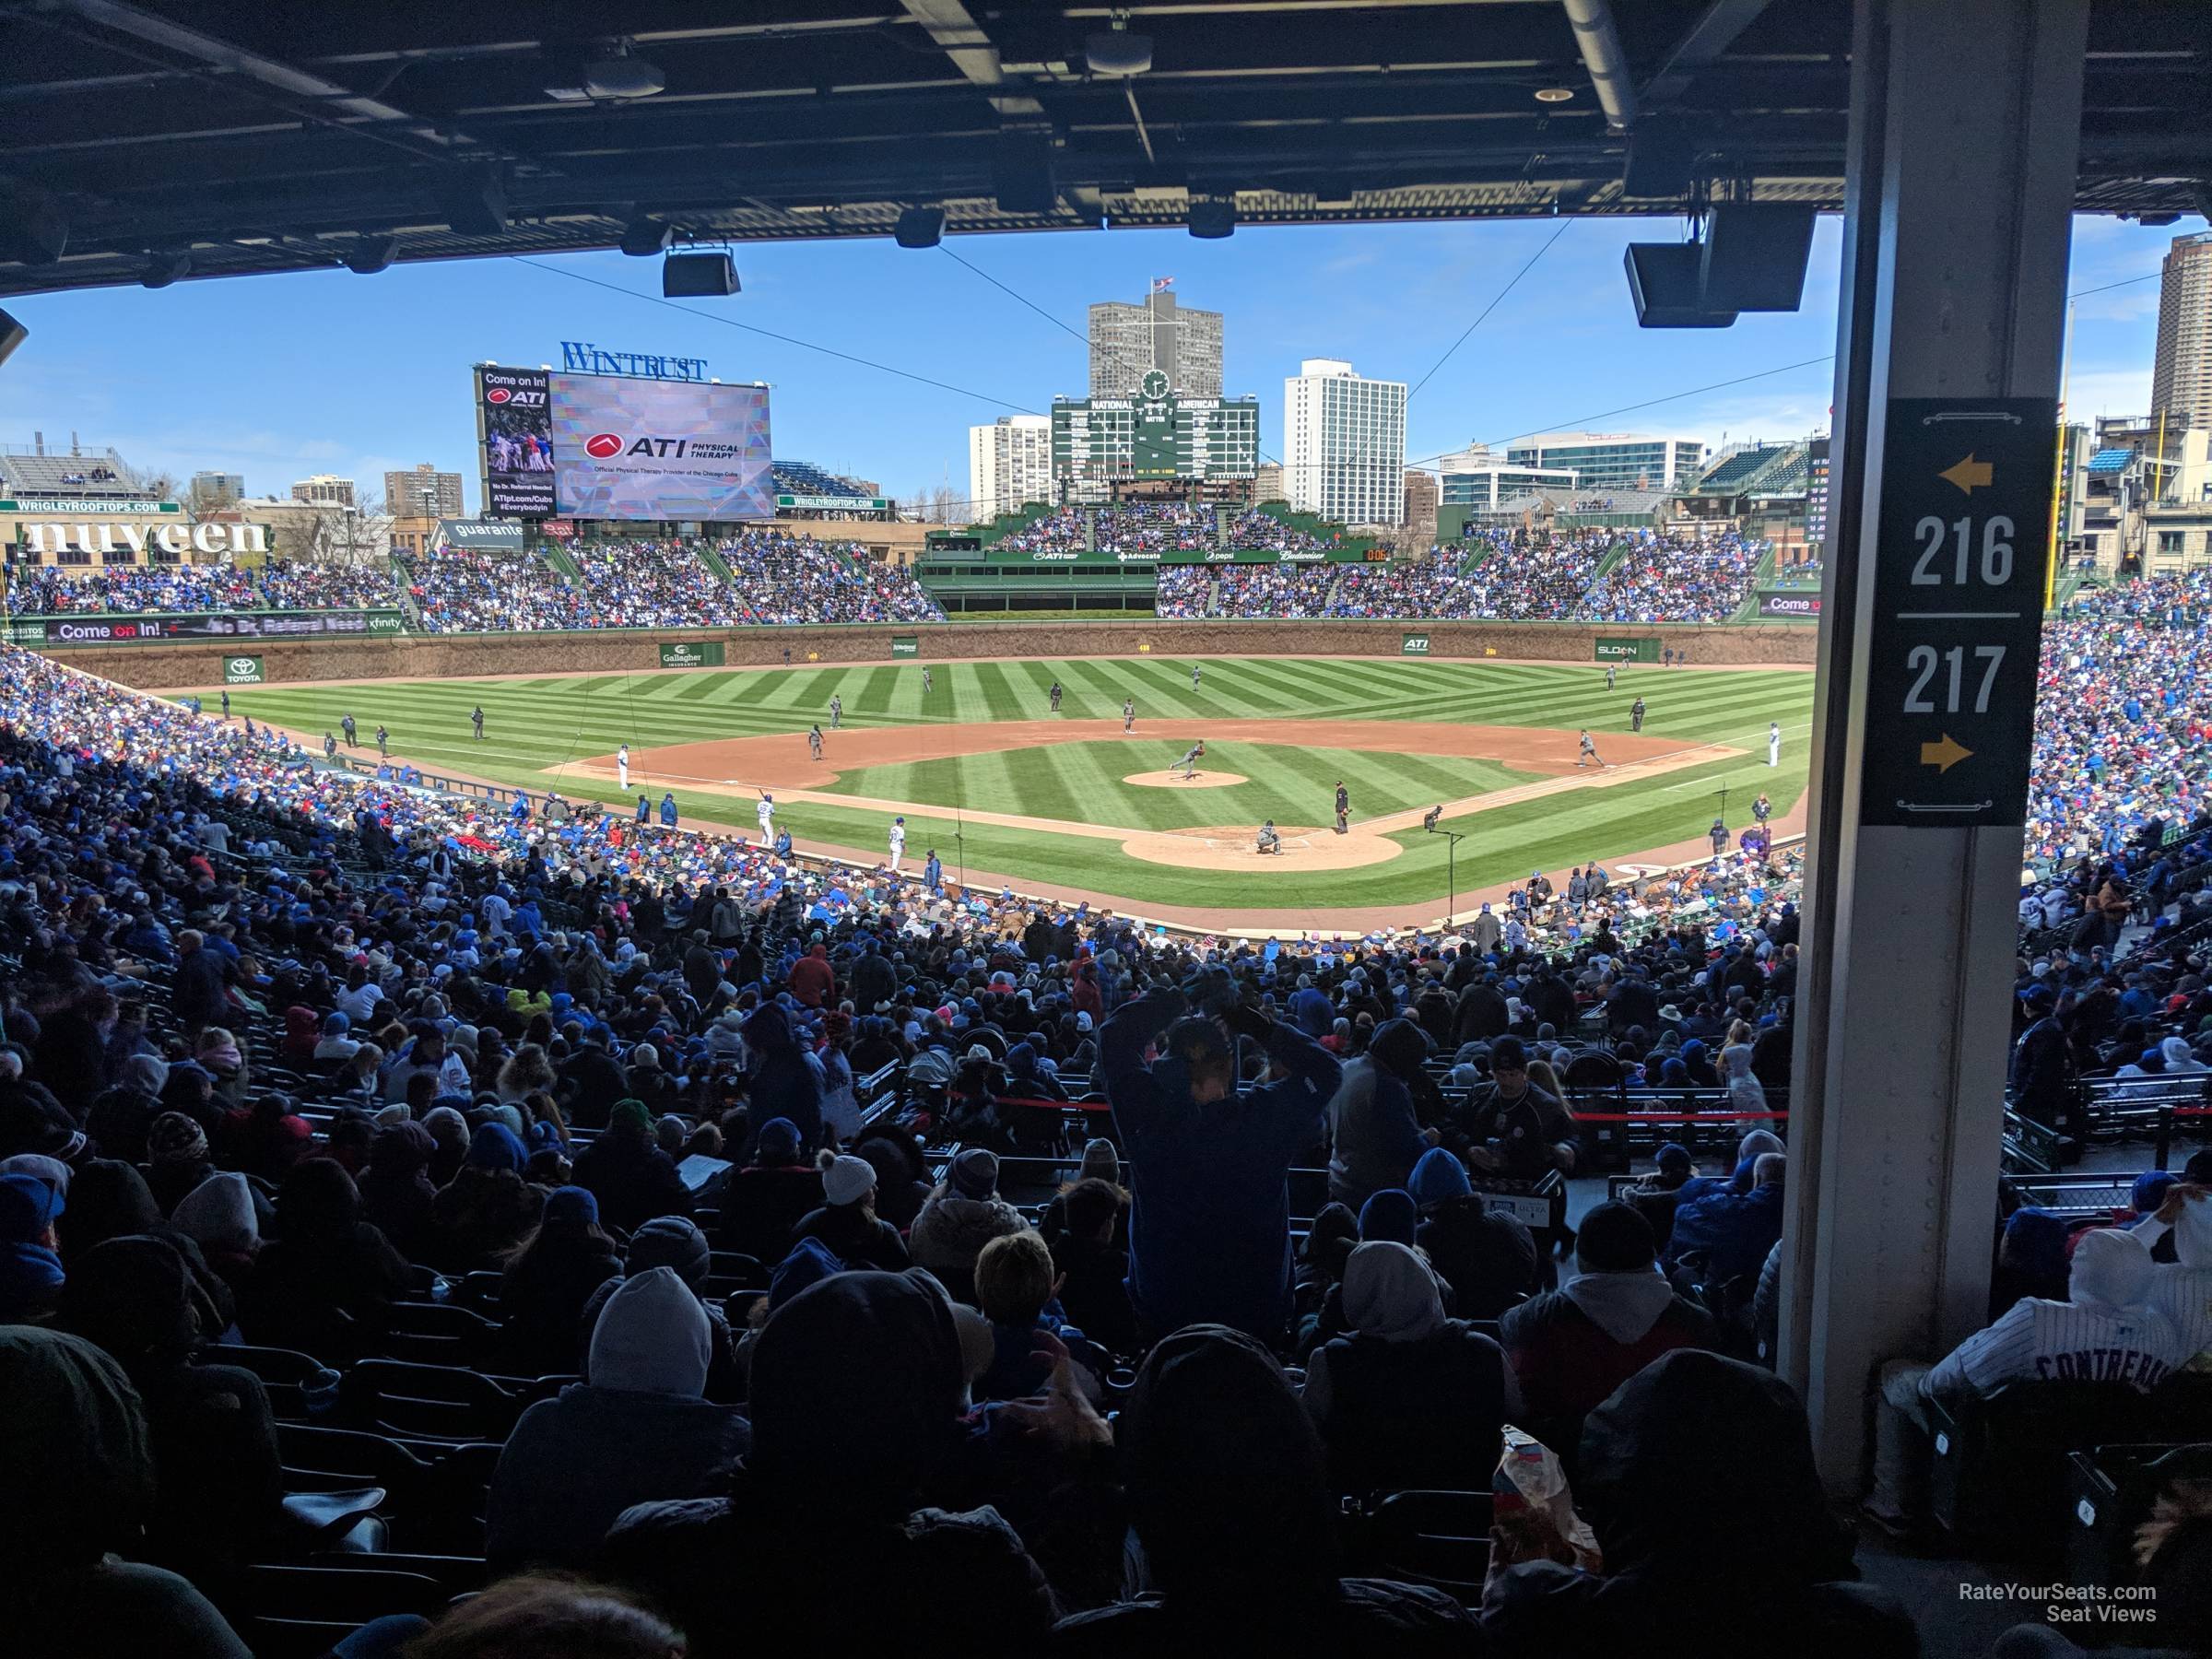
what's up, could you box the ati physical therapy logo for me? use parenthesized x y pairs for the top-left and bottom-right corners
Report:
(583, 433), (748, 462)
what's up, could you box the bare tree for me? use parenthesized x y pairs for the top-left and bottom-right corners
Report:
(122, 461), (180, 501)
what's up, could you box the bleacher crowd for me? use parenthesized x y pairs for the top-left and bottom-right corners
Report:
(715, 529), (943, 626)
(1572, 528), (1762, 626)
(9, 559), (399, 617)
(402, 550), (592, 635)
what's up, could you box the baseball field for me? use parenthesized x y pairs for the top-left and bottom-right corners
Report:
(214, 653), (1814, 931)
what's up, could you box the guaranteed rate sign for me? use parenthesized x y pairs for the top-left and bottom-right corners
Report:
(1859, 396), (2058, 829)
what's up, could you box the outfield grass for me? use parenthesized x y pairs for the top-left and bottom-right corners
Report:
(218, 655), (1813, 913)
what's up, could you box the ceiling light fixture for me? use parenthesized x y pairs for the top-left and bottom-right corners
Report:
(1535, 86), (1576, 103)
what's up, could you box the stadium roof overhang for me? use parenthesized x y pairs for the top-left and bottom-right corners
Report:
(0, 0), (2206, 297)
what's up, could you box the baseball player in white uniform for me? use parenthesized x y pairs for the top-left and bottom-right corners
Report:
(888, 814), (907, 875)
(1768, 722), (1782, 767)
(1175, 740), (1206, 781)
(1123, 698), (1135, 734)
(757, 792), (775, 839)
(923, 667), (933, 694)
(617, 744), (629, 794)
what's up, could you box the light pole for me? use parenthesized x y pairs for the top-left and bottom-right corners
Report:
(1424, 808), (1465, 927)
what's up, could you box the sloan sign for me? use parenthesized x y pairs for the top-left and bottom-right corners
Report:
(19, 520), (266, 557)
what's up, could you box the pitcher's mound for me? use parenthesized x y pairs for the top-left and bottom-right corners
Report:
(1121, 824), (1403, 872)
(1123, 770), (1248, 789)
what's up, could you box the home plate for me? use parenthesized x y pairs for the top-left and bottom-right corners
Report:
(1121, 824), (1403, 871)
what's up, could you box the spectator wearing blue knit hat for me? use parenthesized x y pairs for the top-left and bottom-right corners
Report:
(0, 1171), (66, 1322)
(500, 1186), (622, 1376)
(1408, 1145), (1539, 1319)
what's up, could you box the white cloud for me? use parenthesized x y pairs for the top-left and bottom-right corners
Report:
(2061, 365), (2153, 422)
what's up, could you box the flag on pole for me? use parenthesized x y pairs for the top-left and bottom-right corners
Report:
(1151, 276), (1174, 291)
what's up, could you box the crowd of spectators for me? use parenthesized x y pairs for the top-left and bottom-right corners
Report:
(1574, 528), (1762, 625)
(1093, 501), (1217, 556)
(8, 559), (398, 617)
(404, 548), (593, 634)
(569, 541), (748, 629)
(995, 509), (1090, 558)
(1226, 508), (1340, 555)
(716, 529), (943, 626)
(1770, 559), (1824, 590)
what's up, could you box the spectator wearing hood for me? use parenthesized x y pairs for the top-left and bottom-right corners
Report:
(168, 1171), (261, 1292)
(1405, 1150), (1532, 1322)
(717, 1116), (823, 1264)
(1483, 1351), (1913, 1658)
(558, 1030), (630, 1132)
(742, 1002), (824, 1151)
(85, 1085), (160, 1167)
(1005, 1041), (1069, 1105)
(312, 1011), (359, 1066)
(1324, 1018), (1435, 1209)
(601, 1269), (1060, 1653)
(793, 1151), (912, 1272)
(579, 1216), (743, 1404)
(1664, 1151), (1787, 1292)
(1501, 1201), (1718, 1457)
(910, 1147), (1025, 1306)
(0, 1170), (67, 1323)
(573, 1100), (693, 1236)
(58, 1234), (282, 1580)
(239, 1159), (411, 1359)
(2147, 1188), (2212, 1358)
(1055, 1324), (1476, 1653)
(3, 1327), (255, 1659)
(789, 940), (835, 1008)
(500, 1186), (624, 1377)
(1100, 982), (1340, 1344)
(1304, 1240), (1518, 1495)
(1990, 1206), (2072, 1313)
(852, 1125), (932, 1232)
(424, 1123), (543, 1272)
(356, 1120), (439, 1263)
(1869, 1226), (2190, 1527)
(488, 1266), (749, 1573)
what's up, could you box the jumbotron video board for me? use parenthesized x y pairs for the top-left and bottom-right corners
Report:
(475, 366), (773, 522)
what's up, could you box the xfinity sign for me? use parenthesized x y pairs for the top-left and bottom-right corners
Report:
(22, 521), (265, 557)
(559, 341), (711, 382)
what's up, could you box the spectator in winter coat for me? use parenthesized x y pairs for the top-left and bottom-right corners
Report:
(716, 1117), (824, 1264)
(423, 1124), (543, 1272)
(355, 1121), (439, 1264)
(1407, 1144), (1538, 1319)
(1048, 1176), (1137, 1358)
(0, 1171), (67, 1324)
(1500, 1201), (1718, 1455)
(488, 1266), (749, 1572)
(571, 1100), (693, 1236)
(1100, 981), (1339, 1343)
(1054, 1324), (1477, 1653)
(909, 1147), (1025, 1305)
(788, 942), (835, 1009)
(1482, 1351), (1913, 1659)
(578, 1216), (742, 1404)
(499, 1186), (624, 1377)
(238, 1159), (410, 1359)
(600, 1270), (1059, 1654)
(741, 1003), (824, 1150)
(1324, 1018), (1434, 1208)
(2147, 1188), (2212, 1357)
(792, 1152), (912, 1272)
(1304, 1240), (1518, 1495)
(1664, 1152), (1786, 1288)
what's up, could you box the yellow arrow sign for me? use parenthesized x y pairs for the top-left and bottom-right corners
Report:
(1921, 733), (1973, 772)
(1939, 453), (1994, 494)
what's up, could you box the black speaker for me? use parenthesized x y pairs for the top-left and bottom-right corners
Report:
(1622, 122), (1698, 199)
(439, 169), (507, 237)
(0, 193), (66, 265)
(993, 133), (1057, 215)
(0, 307), (25, 369)
(1624, 242), (1736, 328)
(894, 206), (946, 249)
(1700, 204), (1817, 312)
(662, 251), (738, 297)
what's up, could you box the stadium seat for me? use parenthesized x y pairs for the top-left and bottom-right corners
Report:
(208, 1345), (342, 1422)
(369, 1300), (501, 1369)
(341, 1359), (524, 1443)
(1926, 1382), (2159, 1563)
(234, 1564), (448, 1659)
(1343, 1488), (1495, 1603)
(2065, 1441), (2212, 1590)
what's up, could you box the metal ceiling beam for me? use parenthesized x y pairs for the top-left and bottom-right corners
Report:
(895, 0), (1045, 118)
(1640, 0), (1776, 106)
(1560, 0), (1637, 133)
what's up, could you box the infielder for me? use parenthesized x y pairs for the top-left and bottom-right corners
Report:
(1630, 695), (1646, 734)
(1768, 721), (1783, 767)
(1049, 681), (1063, 712)
(617, 743), (630, 793)
(1577, 729), (1605, 769)
(1175, 740), (1206, 781)
(1123, 697), (1135, 734)
(1606, 662), (1617, 691)
(888, 814), (907, 875)
(808, 724), (824, 761)
(829, 694), (842, 729)
(757, 791), (775, 840)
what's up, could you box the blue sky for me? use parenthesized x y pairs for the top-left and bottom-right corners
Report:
(0, 213), (2187, 514)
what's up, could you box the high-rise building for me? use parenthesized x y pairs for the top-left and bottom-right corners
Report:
(1436, 443), (1579, 512)
(384, 462), (465, 519)
(2152, 231), (2212, 433)
(1402, 469), (1440, 548)
(191, 470), (244, 506)
(967, 416), (1055, 522)
(1088, 280), (1223, 398)
(1283, 359), (1407, 525)
(1253, 461), (1285, 502)
(291, 474), (356, 508)
(1502, 432), (1706, 494)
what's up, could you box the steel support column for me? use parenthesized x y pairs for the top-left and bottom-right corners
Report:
(1778, 0), (2088, 1488)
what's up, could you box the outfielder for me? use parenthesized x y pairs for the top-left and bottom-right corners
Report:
(1191, 664), (1202, 692)
(829, 693), (842, 730)
(1123, 697), (1135, 734)
(1175, 740), (1206, 781)
(1577, 729), (1605, 769)
(923, 667), (934, 694)
(757, 791), (776, 840)
(1049, 681), (1063, 712)
(1606, 662), (1617, 692)
(888, 814), (907, 875)
(1768, 721), (1783, 768)
(471, 705), (485, 741)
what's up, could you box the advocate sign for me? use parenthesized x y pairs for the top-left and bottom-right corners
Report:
(18, 520), (265, 557)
